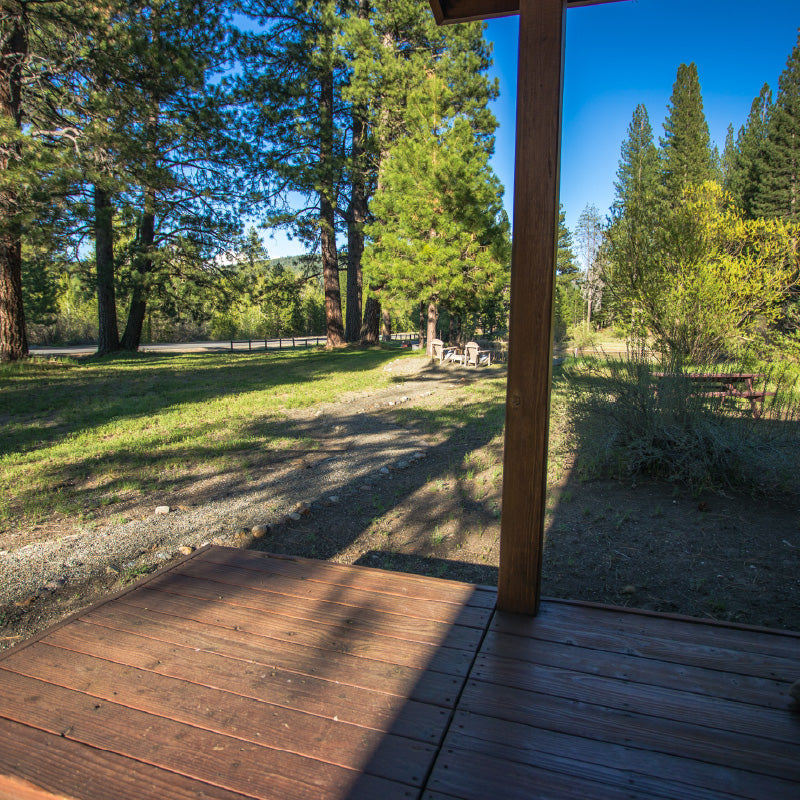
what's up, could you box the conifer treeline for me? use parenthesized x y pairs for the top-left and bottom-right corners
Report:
(599, 38), (800, 359)
(0, 0), (507, 359)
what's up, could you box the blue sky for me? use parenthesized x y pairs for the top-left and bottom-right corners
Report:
(266, 0), (799, 258)
(487, 0), (800, 245)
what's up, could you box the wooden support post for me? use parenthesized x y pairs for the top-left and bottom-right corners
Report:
(498, 0), (566, 614)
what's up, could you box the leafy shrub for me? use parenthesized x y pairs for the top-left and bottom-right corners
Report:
(563, 351), (800, 495)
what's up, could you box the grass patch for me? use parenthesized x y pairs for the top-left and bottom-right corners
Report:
(0, 347), (415, 530)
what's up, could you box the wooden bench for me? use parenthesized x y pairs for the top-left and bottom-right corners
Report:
(652, 372), (775, 419)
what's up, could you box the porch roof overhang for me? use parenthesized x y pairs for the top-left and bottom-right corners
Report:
(429, 0), (621, 25)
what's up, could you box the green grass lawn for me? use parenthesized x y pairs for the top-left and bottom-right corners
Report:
(0, 347), (415, 531)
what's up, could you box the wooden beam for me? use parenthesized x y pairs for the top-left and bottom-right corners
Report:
(430, 0), (623, 25)
(497, 0), (566, 614)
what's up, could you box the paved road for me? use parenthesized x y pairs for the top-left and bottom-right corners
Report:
(29, 335), (419, 358)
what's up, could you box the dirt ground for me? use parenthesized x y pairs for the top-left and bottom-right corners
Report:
(3, 356), (799, 648)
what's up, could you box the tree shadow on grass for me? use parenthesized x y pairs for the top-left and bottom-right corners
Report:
(0, 347), (406, 457)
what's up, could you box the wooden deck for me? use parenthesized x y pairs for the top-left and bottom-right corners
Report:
(0, 546), (797, 799)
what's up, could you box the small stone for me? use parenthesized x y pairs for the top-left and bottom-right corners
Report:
(388, 401), (395, 406)
(106, 565), (120, 576)
(178, 545), (195, 555)
(14, 595), (37, 608)
(155, 505), (170, 515)
(380, 467), (391, 475)
(400, 396), (409, 402)
(414, 451), (427, 459)
(43, 577), (67, 592)
(328, 496), (340, 504)
(622, 585), (636, 595)
(294, 502), (311, 515)
(396, 460), (410, 470)
(251, 524), (269, 539)
(288, 512), (302, 521)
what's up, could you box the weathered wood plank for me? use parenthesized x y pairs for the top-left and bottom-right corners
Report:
(199, 548), (497, 609)
(120, 585), (475, 676)
(527, 601), (800, 659)
(497, 0), (566, 614)
(425, 746), (661, 800)
(444, 710), (798, 800)
(477, 631), (793, 709)
(458, 680), (800, 780)
(489, 613), (800, 682)
(0, 716), (256, 800)
(0, 671), (416, 800)
(1, 643), (438, 785)
(69, 607), (464, 708)
(468, 653), (799, 742)
(149, 565), (488, 645)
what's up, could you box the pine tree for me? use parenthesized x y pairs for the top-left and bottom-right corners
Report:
(0, 1), (95, 360)
(725, 84), (772, 219)
(363, 72), (509, 354)
(604, 104), (663, 333)
(339, 0), (497, 341)
(754, 33), (800, 224)
(660, 63), (713, 204)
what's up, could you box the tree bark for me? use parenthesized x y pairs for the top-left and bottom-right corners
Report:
(94, 186), (120, 355)
(0, 16), (28, 361)
(345, 116), (366, 342)
(418, 301), (425, 348)
(319, 54), (344, 348)
(425, 302), (438, 356)
(344, 0), (370, 342)
(381, 308), (391, 341)
(360, 295), (380, 344)
(120, 192), (155, 351)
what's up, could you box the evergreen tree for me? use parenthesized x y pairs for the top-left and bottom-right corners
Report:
(0, 1), (95, 360)
(604, 103), (663, 334)
(339, 0), (497, 341)
(363, 72), (509, 354)
(754, 33), (800, 224)
(724, 84), (772, 219)
(660, 63), (713, 204)
(237, 0), (348, 347)
(111, 0), (239, 351)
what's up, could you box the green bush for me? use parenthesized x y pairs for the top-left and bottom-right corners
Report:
(563, 351), (800, 495)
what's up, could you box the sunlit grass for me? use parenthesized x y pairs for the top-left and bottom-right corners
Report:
(0, 347), (415, 529)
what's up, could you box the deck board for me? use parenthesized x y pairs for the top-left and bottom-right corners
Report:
(0, 546), (798, 800)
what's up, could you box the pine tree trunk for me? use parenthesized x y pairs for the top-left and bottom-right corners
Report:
(319, 56), (344, 348)
(360, 295), (380, 344)
(345, 112), (366, 342)
(94, 186), (120, 355)
(0, 17), (28, 361)
(381, 309), (391, 341)
(418, 302), (425, 348)
(426, 302), (438, 357)
(121, 194), (155, 351)
(344, 0), (370, 343)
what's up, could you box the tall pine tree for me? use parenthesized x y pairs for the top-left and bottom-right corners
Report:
(605, 103), (663, 334)
(754, 32), (800, 224)
(724, 83), (772, 219)
(660, 62), (713, 204)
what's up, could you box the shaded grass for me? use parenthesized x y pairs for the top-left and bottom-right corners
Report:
(0, 347), (415, 529)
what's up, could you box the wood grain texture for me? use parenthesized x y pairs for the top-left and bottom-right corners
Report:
(1, 553), (797, 800)
(498, 0), (566, 613)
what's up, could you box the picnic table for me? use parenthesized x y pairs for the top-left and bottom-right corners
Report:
(651, 372), (775, 419)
